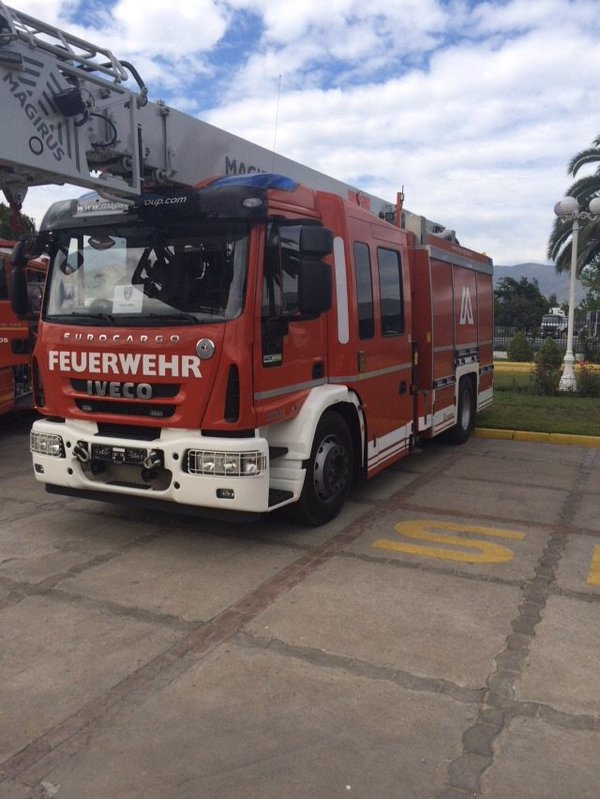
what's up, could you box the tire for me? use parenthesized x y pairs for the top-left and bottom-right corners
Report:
(285, 411), (353, 526)
(445, 378), (475, 445)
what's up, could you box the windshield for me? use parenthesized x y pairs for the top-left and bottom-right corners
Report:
(44, 221), (249, 326)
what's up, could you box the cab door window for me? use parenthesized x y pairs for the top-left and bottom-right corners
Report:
(261, 223), (304, 366)
(377, 247), (404, 336)
(353, 241), (374, 339)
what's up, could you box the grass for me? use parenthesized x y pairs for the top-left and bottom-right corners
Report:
(476, 370), (600, 437)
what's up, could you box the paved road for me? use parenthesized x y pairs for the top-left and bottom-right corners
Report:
(1, 411), (599, 798)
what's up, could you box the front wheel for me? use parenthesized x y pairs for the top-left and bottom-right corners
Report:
(285, 412), (353, 526)
(445, 378), (475, 445)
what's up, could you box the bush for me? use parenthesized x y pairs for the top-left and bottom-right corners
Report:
(507, 331), (533, 362)
(532, 337), (563, 395)
(576, 364), (600, 397)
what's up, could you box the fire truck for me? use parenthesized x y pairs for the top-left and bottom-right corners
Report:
(0, 4), (493, 524)
(0, 237), (45, 414)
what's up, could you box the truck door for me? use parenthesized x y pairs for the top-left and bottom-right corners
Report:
(253, 222), (328, 425)
(349, 222), (413, 473)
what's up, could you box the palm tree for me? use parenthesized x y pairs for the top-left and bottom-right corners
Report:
(547, 135), (600, 273)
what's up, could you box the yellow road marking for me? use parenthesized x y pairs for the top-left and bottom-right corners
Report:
(373, 519), (525, 564)
(587, 545), (600, 586)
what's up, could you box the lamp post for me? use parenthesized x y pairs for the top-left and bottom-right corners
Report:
(553, 196), (600, 391)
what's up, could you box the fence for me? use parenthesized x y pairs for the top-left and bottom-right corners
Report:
(494, 327), (600, 362)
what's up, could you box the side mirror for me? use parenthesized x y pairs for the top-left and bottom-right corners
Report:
(298, 226), (333, 257)
(10, 238), (46, 318)
(296, 226), (333, 316)
(13, 235), (47, 265)
(298, 259), (332, 316)
(10, 263), (30, 318)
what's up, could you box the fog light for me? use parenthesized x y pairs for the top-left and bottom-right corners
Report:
(241, 453), (263, 475)
(31, 431), (65, 457)
(217, 488), (235, 499)
(185, 449), (266, 477)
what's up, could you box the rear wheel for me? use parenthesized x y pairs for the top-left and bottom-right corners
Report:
(285, 411), (353, 526)
(445, 377), (475, 445)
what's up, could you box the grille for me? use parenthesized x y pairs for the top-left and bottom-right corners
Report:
(75, 399), (175, 418)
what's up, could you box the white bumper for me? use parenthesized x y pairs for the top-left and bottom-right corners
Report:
(29, 418), (291, 514)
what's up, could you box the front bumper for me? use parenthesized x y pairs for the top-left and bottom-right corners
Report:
(30, 418), (284, 514)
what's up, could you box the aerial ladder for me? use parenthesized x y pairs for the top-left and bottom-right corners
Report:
(0, 1), (454, 241)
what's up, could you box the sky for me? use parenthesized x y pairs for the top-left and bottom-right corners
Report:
(6, 0), (600, 266)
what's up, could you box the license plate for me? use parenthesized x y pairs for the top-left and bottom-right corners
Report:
(91, 443), (148, 465)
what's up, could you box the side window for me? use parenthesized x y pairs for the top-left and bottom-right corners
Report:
(261, 223), (304, 367)
(377, 247), (404, 336)
(353, 242), (374, 339)
(262, 224), (304, 317)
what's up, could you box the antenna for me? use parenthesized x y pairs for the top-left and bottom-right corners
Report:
(272, 74), (282, 172)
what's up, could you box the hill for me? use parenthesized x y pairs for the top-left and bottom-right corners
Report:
(493, 262), (585, 305)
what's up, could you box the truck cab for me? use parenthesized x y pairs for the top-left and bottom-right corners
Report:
(540, 309), (567, 339)
(18, 174), (492, 525)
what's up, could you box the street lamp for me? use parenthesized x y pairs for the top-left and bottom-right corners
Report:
(553, 196), (600, 391)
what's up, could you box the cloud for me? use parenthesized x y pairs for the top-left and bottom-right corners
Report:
(8, 0), (600, 265)
(12, 0), (229, 71)
(203, 1), (600, 263)
(109, 0), (230, 57)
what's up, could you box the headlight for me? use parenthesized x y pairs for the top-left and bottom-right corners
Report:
(30, 431), (65, 458)
(185, 449), (266, 477)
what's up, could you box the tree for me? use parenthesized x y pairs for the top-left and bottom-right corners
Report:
(0, 202), (36, 239)
(579, 256), (600, 312)
(547, 134), (600, 274)
(494, 276), (549, 331)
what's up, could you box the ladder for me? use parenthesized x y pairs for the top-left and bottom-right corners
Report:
(0, 2), (452, 240)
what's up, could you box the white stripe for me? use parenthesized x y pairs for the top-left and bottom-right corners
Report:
(367, 423), (412, 468)
(329, 362), (412, 383)
(418, 414), (433, 432)
(432, 406), (456, 433)
(254, 378), (326, 401)
(334, 236), (349, 344)
(478, 387), (493, 409)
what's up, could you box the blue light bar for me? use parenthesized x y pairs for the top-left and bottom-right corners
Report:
(210, 173), (299, 192)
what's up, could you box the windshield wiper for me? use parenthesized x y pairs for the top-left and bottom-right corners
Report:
(80, 311), (118, 325)
(47, 311), (117, 326)
(146, 312), (200, 324)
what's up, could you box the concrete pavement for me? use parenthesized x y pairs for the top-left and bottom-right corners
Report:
(0, 411), (599, 798)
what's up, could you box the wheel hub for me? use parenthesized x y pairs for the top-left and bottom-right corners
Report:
(313, 436), (350, 501)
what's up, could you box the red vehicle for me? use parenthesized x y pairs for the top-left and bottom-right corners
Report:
(14, 178), (492, 524)
(1, 6), (493, 523)
(0, 239), (45, 414)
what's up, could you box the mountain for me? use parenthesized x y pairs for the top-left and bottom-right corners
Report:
(493, 262), (585, 305)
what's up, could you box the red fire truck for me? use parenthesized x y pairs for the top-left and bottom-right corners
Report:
(1, 5), (493, 524)
(0, 238), (45, 414)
